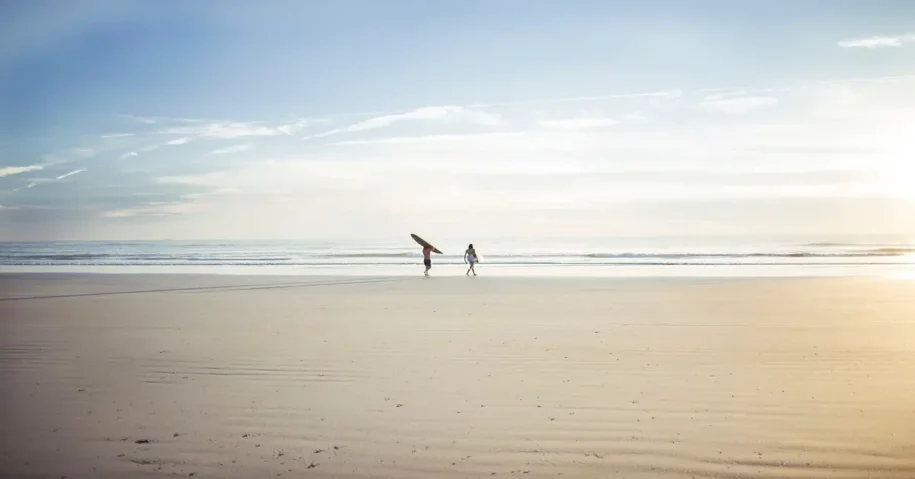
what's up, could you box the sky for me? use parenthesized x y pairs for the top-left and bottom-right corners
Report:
(2, 0), (915, 241)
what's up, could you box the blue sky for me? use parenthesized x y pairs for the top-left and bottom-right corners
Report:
(2, 0), (915, 240)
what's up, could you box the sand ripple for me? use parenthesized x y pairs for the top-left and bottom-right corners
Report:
(2, 275), (915, 478)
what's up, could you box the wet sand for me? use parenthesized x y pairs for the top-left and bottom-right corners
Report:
(1, 274), (914, 478)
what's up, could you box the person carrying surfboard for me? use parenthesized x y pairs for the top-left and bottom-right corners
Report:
(422, 245), (434, 276)
(464, 244), (478, 276)
(410, 234), (441, 276)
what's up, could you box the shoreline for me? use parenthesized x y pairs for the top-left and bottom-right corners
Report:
(2, 262), (914, 279)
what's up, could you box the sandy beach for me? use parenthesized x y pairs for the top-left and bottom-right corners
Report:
(1, 273), (914, 478)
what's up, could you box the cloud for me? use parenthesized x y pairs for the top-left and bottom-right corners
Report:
(40, 154), (65, 165)
(103, 197), (211, 218)
(13, 183), (38, 192)
(304, 106), (505, 140)
(103, 206), (182, 218)
(0, 165), (43, 177)
(698, 95), (778, 114)
(178, 188), (241, 199)
(200, 123), (280, 139)
(121, 115), (322, 145)
(276, 118), (319, 136)
(119, 144), (160, 159)
(329, 131), (531, 147)
(207, 144), (252, 155)
(546, 89), (682, 105)
(323, 91), (670, 137)
(101, 133), (135, 139)
(144, 153), (897, 229)
(33, 147), (99, 169)
(746, 146), (875, 156)
(160, 122), (281, 140)
(68, 147), (96, 158)
(621, 112), (650, 122)
(10, 173), (76, 191)
(8, 74), (915, 240)
(56, 168), (87, 180)
(471, 89), (683, 108)
(121, 114), (159, 124)
(539, 117), (619, 130)
(838, 33), (915, 48)
(103, 210), (132, 217)
(122, 114), (211, 125)
(463, 111), (505, 127)
(34, 146), (99, 167)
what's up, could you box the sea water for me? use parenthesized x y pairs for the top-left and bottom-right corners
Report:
(1, 235), (914, 277)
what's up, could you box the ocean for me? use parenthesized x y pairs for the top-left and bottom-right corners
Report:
(1, 236), (914, 277)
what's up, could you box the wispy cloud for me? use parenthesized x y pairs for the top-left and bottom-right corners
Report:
(8, 73), (915, 239)
(103, 209), (136, 218)
(539, 117), (619, 130)
(621, 112), (650, 122)
(12, 182), (38, 192)
(329, 131), (530, 147)
(121, 114), (159, 125)
(160, 121), (282, 141)
(470, 89), (683, 108)
(101, 132), (136, 139)
(167, 137), (192, 145)
(300, 90), (681, 141)
(119, 144), (159, 159)
(103, 206), (182, 218)
(56, 168), (87, 180)
(207, 144), (252, 155)
(0, 165), (43, 177)
(103, 199), (202, 218)
(304, 106), (505, 140)
(542, 89), (682, 106)
(39, 154), (65, 165)
(698, 95), (778, 114)
(35, 146), (98, 167)
(121, 114), (211, 125)
(200, 123), (279, 139)
(119, 115), (323, 145)
(276, 118), (319, 136)
(838, 33), (915, 48)
(464, 110), (505, 127)
(10, 170), (84, 191)
(69, 147), (96, 158)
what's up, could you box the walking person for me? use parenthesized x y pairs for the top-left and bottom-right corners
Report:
(464, 243), (478, 276)
(422, 245), (434, 276)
